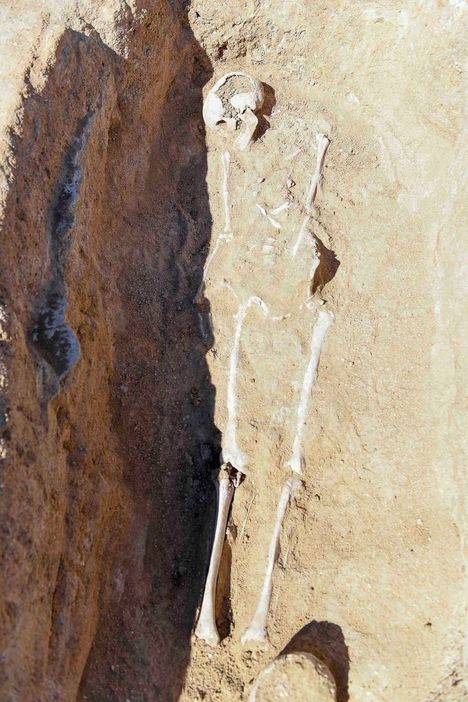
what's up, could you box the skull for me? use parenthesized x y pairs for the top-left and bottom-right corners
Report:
(202, 71), (265, 150)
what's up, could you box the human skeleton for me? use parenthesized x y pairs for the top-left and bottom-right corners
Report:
(195, 72), (333, 646)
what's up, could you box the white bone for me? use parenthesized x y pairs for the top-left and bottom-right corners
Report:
(270, 201), (290, 215)
(241, 476), (300, 644)
(204, 72), (264, 123)
(202, 91), (225, 130)
(267, 215), (282, 230)
(256, 203), (282, 230)
(236, 107), (259, 151)
(194, 151), (232, 305)
(291, 134), (330, 256)
(195, 465), (238, 645)
(223, 296), (268, 472)
(305, 134), (330, 211)
(285, 310), (333, 474)
(203, 72), (265, 150)
(291, 214), (310, 258)
(230, 91), (259, 112)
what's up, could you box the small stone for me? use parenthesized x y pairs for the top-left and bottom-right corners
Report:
(249, 652), (336, 701)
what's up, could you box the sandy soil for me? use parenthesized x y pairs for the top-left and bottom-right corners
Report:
(0, 2), (466, 701)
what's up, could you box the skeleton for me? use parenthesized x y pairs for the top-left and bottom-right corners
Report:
(195, 73), (333, 646)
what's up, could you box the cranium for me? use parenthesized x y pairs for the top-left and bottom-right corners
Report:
(202, 71), (265, 150)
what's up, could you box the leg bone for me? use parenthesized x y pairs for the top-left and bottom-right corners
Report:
(223, 296), (268, 472)
(195, 464), (241, 645)
(241, 476), (300, 644)
(286, 309), (333, 474)
(197, 297), (267, 644)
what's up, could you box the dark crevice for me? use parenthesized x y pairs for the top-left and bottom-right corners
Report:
(311, 235), (340, 295)
(215, 532), (234, 641)
(30, 110), (94, 397)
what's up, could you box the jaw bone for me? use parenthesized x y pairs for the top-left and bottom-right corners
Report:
(241, 476), (301, 645)
(195, 463), (242, 645)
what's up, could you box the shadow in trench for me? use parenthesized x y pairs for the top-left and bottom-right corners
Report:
(0, 6), (218, 699)
(79, 15), (218, 702)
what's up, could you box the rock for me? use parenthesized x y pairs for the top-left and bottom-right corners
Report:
(248, 653), (336, 702)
